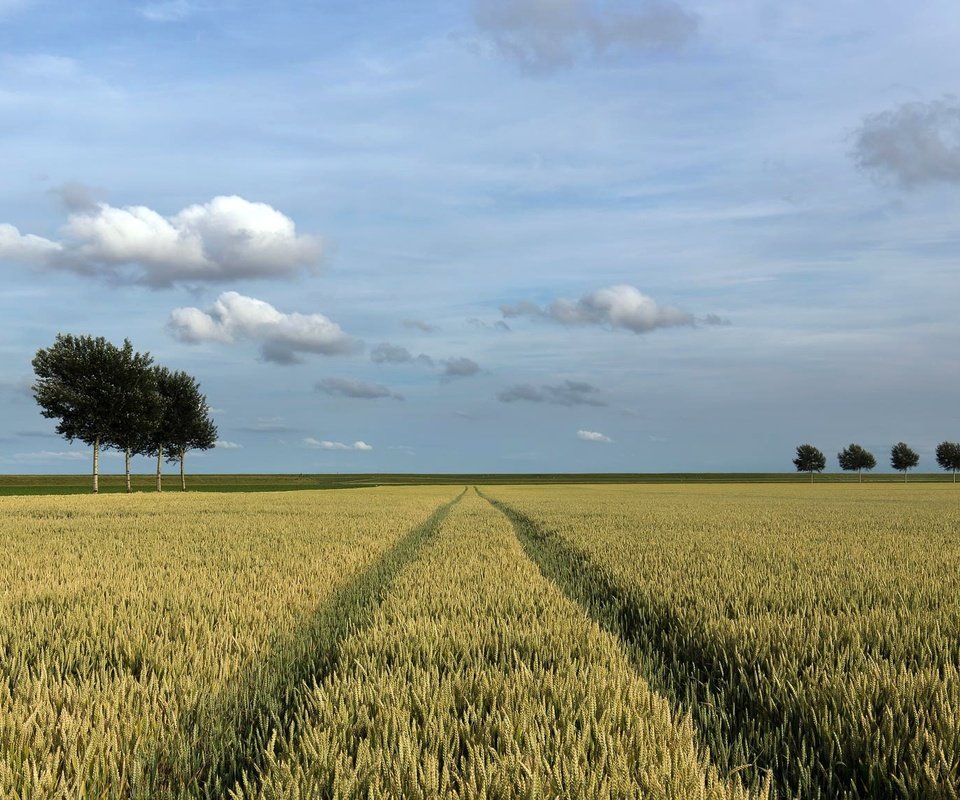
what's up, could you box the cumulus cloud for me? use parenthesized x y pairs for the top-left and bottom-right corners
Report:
(303, 437), (373, 451)
(441, 357), (481, 380)
(0, 195), (322, 287)
(502, 285), (694, 334)
(317, 376), (404, 401)
(169, 291), (358, 364)
(370, 342), (434, 366)
(577, 429), (612, 443)
(498, 379), (605, 406)
(215, 440), (242, 449)
(473, 0), (697, 73)
(402, 318), (438, 333)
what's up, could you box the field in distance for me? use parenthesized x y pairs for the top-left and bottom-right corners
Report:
(0, 483), (957, 798)
(0, 470), (957, 495)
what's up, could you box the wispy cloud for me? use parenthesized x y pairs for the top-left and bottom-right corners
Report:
(502, 285), (694, 334)
(303, 437), (373, 451)
(498, 380), (605, 406)
(215, 439), (242, 449)
(169, 291), (358, 364)
(853, 97), (960, 188)
(0, 196), (322, 287)
(238, 417), (297, 433)
(317, 376), (404, 400)
(402, 318), (438, 333)
(370, 342), (434, 366)
(139, 0), (193, 22)
(577, 429), (612, 443)
(473, 0), (697, 73)
(468, 317), (511, 332)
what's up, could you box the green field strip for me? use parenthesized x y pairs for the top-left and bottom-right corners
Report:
(235, 488), (763, 799)
(149, 488), (466, 799)
(483, 489), (960, 800)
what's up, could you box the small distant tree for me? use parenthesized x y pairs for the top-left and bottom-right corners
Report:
(103, 341), (163, 493)
(793, 444), (826, 483)
(890, 442), (919, 483)
(838, 443), (876, 483)
(936, 442), (960, 483)
(156, 371), (218, 491)
(32, 334), (119, 493)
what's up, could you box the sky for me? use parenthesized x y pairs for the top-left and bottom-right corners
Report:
(1, 0), (959, 474)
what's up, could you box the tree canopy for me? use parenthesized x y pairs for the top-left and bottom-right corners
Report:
(837, 444), (876, 482)
(890, 442), (919, 481)
(793, 444), (826, 482)
(936, 442), (960, 482)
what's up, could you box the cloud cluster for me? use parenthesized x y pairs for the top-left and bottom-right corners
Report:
(473, 0), (697, 73)
(498, 379), (605, 406)
(304, 437), (373, 451)
(317, 376), (404, 401)
(468, 317), (511, 332)
(577, 429), (612, 443)
(370, 342), (434, 366)
(502, 285), (694, 334)
(853, 98), (960, 188)
(0, 195), (322, 287)
(215, 440), (242, 449)
(169, 291), (358, 364)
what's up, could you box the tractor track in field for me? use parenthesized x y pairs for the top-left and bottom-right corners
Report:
(157, 488), (467, 799)
(477, 488), (783, 797)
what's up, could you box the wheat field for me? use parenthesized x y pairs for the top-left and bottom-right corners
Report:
(1, 483), (956, 798)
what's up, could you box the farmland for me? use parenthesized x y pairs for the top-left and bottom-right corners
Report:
(0, 484), (957, 798)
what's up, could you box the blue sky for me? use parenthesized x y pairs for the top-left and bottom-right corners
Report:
(1, 0), (959, 473)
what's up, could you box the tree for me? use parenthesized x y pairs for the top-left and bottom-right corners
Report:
(793, 444), (826, 483)
(837, 443), (876, 482)
(890, 442), (919, 482)
(936, 442), (960, 482)
(103, 341), (163, 493)
(32, 334), (120, 493)
(155, 370), (218, 491)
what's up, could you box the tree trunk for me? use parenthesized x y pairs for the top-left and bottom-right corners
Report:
(156, 446), (163, 493)
(904, 471), (907, 483)
(810, 470), (814, 484)
(180, 450), (186, 492)
(92, 436), (99, 494)
(858, 467), (862, 483)
(125, 448), (132, 493)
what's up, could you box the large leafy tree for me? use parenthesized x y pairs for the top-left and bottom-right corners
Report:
(103, 341), (163, 493)
(936, 442), (960, 482)
(890, 442), (919, 483)
(793, 444), (826, 483)
(837, 443), (876, 483)
(154, 370), (217, 491)
(32, 334), (120, 493)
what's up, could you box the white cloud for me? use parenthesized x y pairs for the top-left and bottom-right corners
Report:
(11, 450), (86, 461)
(215, 440), (242, 449)
(169, 291), (358, 364)
(0, 224), (62, 264)
(577, 429), (612, 443)
(473, 0), (697, 73)
(853, 97), (960, 188)
(0, 195), (322, 287)
(317, 376), (404, 400)
(502, 285), (694, 334)
(303, 437), (373, 451)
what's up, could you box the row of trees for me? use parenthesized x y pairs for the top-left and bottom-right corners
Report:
(32, 334), (217, 493)
(793, 442), (960, 482)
